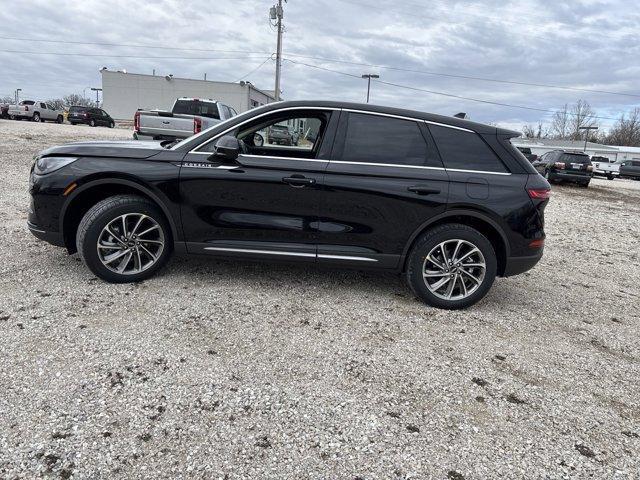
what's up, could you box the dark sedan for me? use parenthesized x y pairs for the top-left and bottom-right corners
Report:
(533, 150), (593, 187)
(68, 106), (115, 128)
(619, 160), (640, 180)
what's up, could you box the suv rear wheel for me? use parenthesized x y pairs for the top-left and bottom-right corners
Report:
(406, 224), (497, 309)
(77, 195), (172, 283)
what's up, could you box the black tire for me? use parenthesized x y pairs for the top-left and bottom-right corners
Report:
(77, 195), (172, 283)
(405, 223), (497, 310)
(69, 121), (77, 125)
(606, 174), (614, 180)
(109, 121), (115, 128)
(56, 115), (63, 124)
(9, 114), (16, 120)
(580, 182), (590, 188)
(544, 169), (555, 183)
(33, 112), (41, 122)
(89, 119), (96, 127)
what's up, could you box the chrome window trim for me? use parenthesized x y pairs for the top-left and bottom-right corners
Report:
(329, 159), (444, 171)
(446, 167), (511, 176)
(189, 106), (339, 153)
(342, 108), (475, 133)
(239, 154), (328, 163)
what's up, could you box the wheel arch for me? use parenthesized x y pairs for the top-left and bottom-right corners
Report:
(60, 178), (179, 253)
(401, 209), (510, 276)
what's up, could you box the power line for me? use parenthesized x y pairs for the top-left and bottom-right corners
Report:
(284, 58), (623, 122)
(233, 56), (273, 83)
(0, 49), (269, 61)
(1, 36), (637, 98)
(0, 35), (269, 55)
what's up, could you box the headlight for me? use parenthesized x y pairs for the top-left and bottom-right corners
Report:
(34, 156), (78, 175)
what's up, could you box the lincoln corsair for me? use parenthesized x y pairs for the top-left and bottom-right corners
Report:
(28, 101), (550, 309)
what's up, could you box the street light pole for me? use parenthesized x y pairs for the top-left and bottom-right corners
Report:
(361, 74), (379, 103)
(91, 87), (103, 108)
(15, 88), (21, 104)
(579, 126), (599, 152)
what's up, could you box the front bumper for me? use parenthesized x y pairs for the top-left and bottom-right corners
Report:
(27, 221), (64, 247)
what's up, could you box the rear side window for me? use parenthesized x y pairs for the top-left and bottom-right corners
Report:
(341, 113), (438, 167)
(429, 125), (507, 173)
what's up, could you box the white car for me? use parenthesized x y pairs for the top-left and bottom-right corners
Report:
(8, 100), (64, 123)
(591, 156), (620, 180)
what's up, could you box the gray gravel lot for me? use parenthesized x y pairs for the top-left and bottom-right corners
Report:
(1, 119), (639, 479)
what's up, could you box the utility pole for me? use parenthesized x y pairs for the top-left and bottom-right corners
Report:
(91, 87), (102, 108)
(271, 0), (285, 101)
(579, 126), (599, 152)
(361, 74), (379, 103)
(15, 88), (21, 104)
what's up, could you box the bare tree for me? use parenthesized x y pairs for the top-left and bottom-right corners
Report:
(0, 95), (14, 105)
(567, 100), (598, 140)
(550, 104), (570, 139)
(605, 108), (640, 146)
(522, 124), (536, 138)
(46, 94), (96, 111)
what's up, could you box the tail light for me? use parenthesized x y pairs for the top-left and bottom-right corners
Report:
(529, 238), (545, 249)
(133, 111), (140, 132)
(24, 105), (29, 111)
(83, 113), (89, 118)
(586, 165), (593, 172)
(194, 117), (202, 134)
(527, 188), (551, 200)
(553, 162), (566, 169)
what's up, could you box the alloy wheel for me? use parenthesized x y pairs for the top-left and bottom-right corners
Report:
(422, 239), (486, 301)
(96, 213), (164, 275)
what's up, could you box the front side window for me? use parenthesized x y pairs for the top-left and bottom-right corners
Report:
(429, 125), (508, 173)
(341, 113), (435, 167)
(40, 102), (46, 109)
(197, 111), (329, 156)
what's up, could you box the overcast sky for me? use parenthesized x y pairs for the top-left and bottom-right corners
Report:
(1, 0), (638, 131)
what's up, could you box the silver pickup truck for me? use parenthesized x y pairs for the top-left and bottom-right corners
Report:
(8, 100), (64, 123)
(133, 98), (237, 141)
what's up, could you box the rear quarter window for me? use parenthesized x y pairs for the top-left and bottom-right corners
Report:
(429, 125), (508, 173)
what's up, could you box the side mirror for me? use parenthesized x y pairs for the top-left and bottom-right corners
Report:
(212, 135), (240, 162)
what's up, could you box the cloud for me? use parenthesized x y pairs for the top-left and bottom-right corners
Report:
(1, 0), (638, 130)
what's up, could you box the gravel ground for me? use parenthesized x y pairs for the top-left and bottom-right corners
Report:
(1, 119), (639, 479)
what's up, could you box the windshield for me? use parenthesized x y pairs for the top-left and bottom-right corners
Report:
(173, 100), (220, 119)
(560, 153), (590, 164)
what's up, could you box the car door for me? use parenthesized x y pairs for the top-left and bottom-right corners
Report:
(318, 110), (449, 269)
(178, 108), (338, 262)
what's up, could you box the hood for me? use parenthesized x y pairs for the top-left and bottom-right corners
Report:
(39, 140), (165, 159)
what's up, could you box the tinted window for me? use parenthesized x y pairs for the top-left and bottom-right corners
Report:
(20, 100), (35, 106)
(429, 125), (507, 172)
(40, 103), (46, 109)
(342, 113), (434, 167)
(173, 100), (220, 119)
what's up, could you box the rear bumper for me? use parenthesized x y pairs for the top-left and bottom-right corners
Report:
(503, 250), (543, 277)
(27, 221), (64, 247)
(551, 171), (592, 182)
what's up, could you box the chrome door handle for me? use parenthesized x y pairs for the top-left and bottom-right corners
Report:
(283, 176), (316, 187)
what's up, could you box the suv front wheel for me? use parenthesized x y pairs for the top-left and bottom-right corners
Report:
(77, 195), (172, 283)
(406, 224), (497, 309)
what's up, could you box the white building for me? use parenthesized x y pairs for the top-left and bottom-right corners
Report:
(511, 138), (640, 162)
(101, 69), (276, 120)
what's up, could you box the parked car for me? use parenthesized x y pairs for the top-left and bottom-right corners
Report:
(532, 150), (593, 187)
(619, 160), (640, 180)
(516, 146), (538, 163)
(267, 124), (298, 145)
(1, 103), (9, 118)
(134, 98), (237, 141)
(8, 100), (63, 123)
(27, 100), (550, 310)
(590, 156), (619, 180)
(68, 106), (115, 128)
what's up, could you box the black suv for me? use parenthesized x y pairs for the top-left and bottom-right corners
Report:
(532, 150), (593, 187)
(27, 101), (549, 309)
(68, 106), (115, 128)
